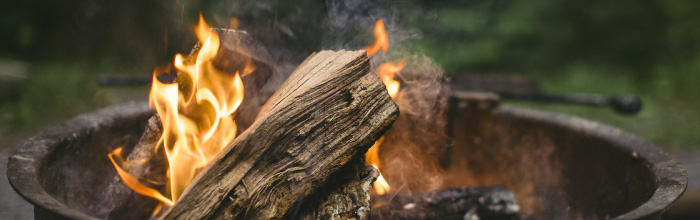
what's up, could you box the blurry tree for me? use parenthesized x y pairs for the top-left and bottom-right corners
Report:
(407, 0), (700, 146)
(411, 0), (700, 75)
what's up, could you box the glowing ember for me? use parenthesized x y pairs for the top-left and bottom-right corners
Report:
(109, 14), (246, 205)
(365, 18), (404, 195)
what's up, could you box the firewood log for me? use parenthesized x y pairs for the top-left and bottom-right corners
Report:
(162, 50), (399, 220)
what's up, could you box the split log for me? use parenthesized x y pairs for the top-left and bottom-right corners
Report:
(297, 158), (379, 220)
(162, 50), (399, 219)
(371, 186), (523, 220)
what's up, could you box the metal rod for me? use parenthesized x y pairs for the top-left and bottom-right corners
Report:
(99, 75), (643, 115)
(496, 92), (642, 115)
(97, 75), (151, 87)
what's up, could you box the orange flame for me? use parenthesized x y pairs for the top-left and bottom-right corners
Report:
(365, 19), (389, 57)
(378, 60), (405, 100)
(111, 15), (246, 205)
(108, 148), (174, 206)
(365, 19), (404, 195)
(365, 137), (391, 195)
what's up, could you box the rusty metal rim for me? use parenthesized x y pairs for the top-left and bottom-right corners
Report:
(494, 106), (687, 219)
(6, 102), (688, 219)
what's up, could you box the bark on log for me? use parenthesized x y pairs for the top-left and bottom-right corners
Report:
(162, 50), (399, 220)
(297, 158), (379, 220)
(371, 186), (523, 220)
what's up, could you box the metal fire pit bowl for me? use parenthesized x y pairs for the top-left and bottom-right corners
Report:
(7, 101), (687, 219)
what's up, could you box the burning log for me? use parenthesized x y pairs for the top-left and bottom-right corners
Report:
(99, 116), (167, 219)
(100, 28), (277, 219)
(371, 186), (523, 220)
(161, 50), (399, 219)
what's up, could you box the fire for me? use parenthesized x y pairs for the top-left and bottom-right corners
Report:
(377, 60), (405, 99)
(108, 148), (174, 206)
(365, 19), (389, 57)
(365, 19), (404, 195)
(365, 137), (391, 195)
(110, 14), (246, 205)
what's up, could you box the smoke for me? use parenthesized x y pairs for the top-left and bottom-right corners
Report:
(380, 54), (450, 194)
(222, 0), (449, 194)
(120, 0), (447, 203)
(221, 0), (450, 194)
(223, 0), (427, 72)
(44, 0), (450, 218)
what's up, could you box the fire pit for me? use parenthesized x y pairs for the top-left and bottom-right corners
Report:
(5, 14), (687, 220)
(7, 96), (687, 219)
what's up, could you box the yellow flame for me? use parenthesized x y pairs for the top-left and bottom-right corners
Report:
(364, 19), (404, 195)
(378, 60), (405, 100)
(195, 14), (213, 43)
(111, 15), (246, 205)
(365, 137), (391, 194)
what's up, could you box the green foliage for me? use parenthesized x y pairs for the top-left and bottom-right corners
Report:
(0, 63), (110, 135)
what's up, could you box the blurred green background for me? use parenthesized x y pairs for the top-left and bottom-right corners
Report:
(1, 0), (699, 149)
(411, 0), (700, 150)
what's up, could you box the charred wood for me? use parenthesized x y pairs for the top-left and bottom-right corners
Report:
(371, 186), (524, 220)
(96, 115), (168, 219)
